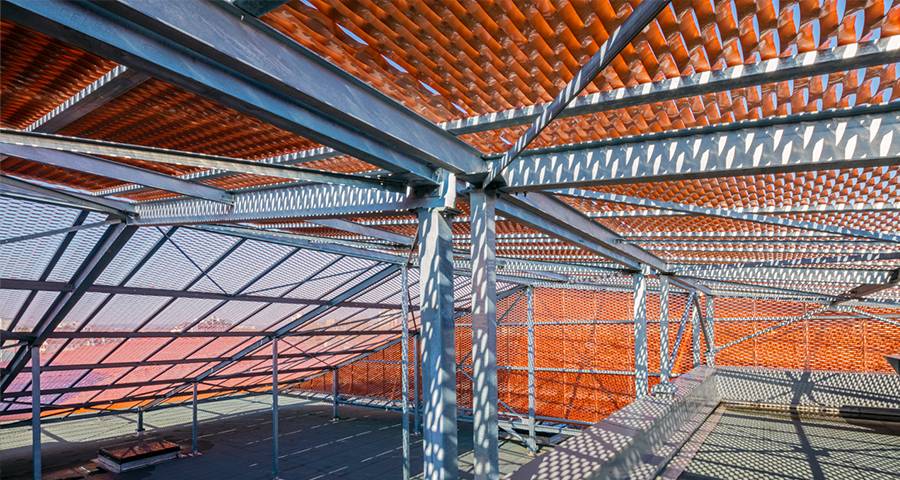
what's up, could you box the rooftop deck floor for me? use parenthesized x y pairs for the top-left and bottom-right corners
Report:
(675, 407), (900, 479)
(1, 394), (540, 479)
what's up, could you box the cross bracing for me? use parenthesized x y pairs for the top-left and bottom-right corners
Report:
(0, 1), (899, 479)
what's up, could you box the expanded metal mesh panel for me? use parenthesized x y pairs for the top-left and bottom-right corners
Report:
(0, 20), (117, 130)
(138, 298), (229, 332)
(0, 289), (32, 331)
(53, 292), (111, 332)
(262, 0), (898, 127)
(0, 198), (79, 281)
(199, 240), (294, 295)
(102, 338), (169, 363)
(45, 212), (110, 282)
(9, 290), (59, 333)
(79, 295), (172, 331)
(243, 249), (341, 297)
(300, 287), (899, 426)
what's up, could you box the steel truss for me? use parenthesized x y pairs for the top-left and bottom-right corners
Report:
(1, 3), (898, 480)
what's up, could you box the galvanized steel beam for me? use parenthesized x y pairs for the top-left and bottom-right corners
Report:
(633, 269), (649, 398)
(0, 142), (234, 204)
(3, 0), (484, 183)
(1, 129), (397, 191)
(502, 107), (899, 191)
(555, 189), (900, 243)
(400, 266), (412, 480)
(31, 345), (41, 480)
(1, 175), (132, 216)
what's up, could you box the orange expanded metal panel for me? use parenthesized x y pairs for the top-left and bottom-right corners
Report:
(461, 66), (900, 152)
(569, 166), (900, 210)
(263, 0), (899, 125)
(306, 287), (899, 425)
(0, 20), (117, 130)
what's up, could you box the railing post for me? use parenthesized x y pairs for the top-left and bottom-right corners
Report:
(413, 335), (421, 435)
(692, 293), (702, 368)
(31, 345), (41, 480)
(706, 296), (716, 366)
(192, 381), (199, 454)
(271, 337), (279, 479)
(400, 265), (412, 480)
(526, 287), (537, 454)
(331, 369), (339, 420)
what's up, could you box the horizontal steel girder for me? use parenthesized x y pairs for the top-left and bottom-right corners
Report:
(0, 278), (413, 310)
(556, 189), (900, 243)
(3, 0), (484, 183)
(0, 175), (133, 215)
(18, 348), (380, 372)
(131, 183), (434, 226)
(689, 267), (899, 286)
(0, 142), (234, 204)
(0, 129), (399, 191)
(501, 106), (900, 191)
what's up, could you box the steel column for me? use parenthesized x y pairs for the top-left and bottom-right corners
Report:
(400, 266), (412, 480)
(470, 190), (498, 479)
(413, 335), (421, 435)
(526, 287), (537, 454)
(658, 276), (672, 386)
(705, 296), (715, 366)
(633, 270), (649, 398)
(271, 338), (279, 479)
(192, 382), (199, 454)
(137, 409), (144, 436)
(30, 346), (41, 480)
(417, 203), (458, 479)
